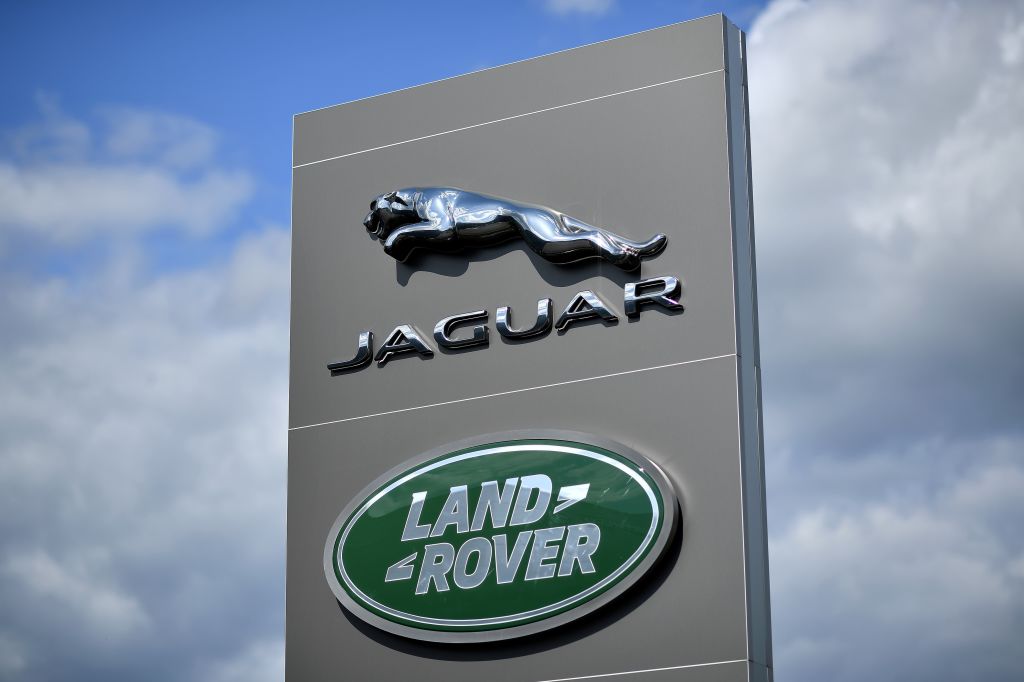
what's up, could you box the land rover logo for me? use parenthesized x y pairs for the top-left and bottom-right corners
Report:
(323, 432), (678, 642)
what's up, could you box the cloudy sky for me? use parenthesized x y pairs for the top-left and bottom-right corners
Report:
(1, 1), (1022, 680)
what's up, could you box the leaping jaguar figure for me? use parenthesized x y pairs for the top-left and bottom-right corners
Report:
(363, 187), (668, 271)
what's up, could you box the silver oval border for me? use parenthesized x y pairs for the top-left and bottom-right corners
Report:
(321, 430), (680, 643)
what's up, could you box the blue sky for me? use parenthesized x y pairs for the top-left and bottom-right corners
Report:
(1, 1), (1023, 681)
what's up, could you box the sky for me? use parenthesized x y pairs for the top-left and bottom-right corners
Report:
(0, 0), (1022, 680)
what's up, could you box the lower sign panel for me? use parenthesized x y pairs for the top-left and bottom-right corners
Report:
(323, 433), (679, 642)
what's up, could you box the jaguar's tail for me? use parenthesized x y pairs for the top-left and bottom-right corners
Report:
(632, 233), (668, 258)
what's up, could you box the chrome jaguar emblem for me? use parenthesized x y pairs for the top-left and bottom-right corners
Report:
(363, 187), (668, 271)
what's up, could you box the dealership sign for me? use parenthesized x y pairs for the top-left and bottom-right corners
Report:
(323, 434), (678, 642)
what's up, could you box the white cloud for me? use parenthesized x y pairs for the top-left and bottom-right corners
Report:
(544, 0), (615, 17)
(101, 108), (219, 170)
(0, 101), (252, 243)
(204, 638), (284, 682)
(3, 550), (150, 638)
(750, 1), (1024, 680)
(771, 439), (1024, 682)
(0, 634), (26, 677)
(6, 93), (91, 163)
(0, 223), (290, 679)
(749, 0), (1024, 455)
(1000, 14), (1024, 64)
(0, 164), (252, 241)
(0, 103), (287, 680)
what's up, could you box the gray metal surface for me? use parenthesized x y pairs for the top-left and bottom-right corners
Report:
(290, 65), (737, 430)
(289, 358), (747, 680)
(288, 13), (770, 681)
(293, 18), (726, 167)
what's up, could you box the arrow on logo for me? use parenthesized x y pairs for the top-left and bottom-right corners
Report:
(553, 483), (590, 514)
(385, 552), (417, 582)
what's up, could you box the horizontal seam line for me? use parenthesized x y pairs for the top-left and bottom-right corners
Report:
(289, 352), (736, 432)
(293, 68), (724, 169)
(532, 658), (748, 682)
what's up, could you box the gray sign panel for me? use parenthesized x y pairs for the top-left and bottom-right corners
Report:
(289, 14), (770, 682)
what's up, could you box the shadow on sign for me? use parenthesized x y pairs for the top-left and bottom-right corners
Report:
(393, 241), (636, 289)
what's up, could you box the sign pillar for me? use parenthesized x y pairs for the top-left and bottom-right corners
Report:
(289, 14), (771, 681)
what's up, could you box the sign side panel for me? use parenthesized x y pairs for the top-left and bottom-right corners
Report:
(724, 20), (772, 670)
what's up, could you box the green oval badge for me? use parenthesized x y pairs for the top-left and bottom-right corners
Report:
(323, 432), (678, 642)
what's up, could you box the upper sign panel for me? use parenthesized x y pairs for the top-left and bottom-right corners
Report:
(290, 17), (742, 429)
